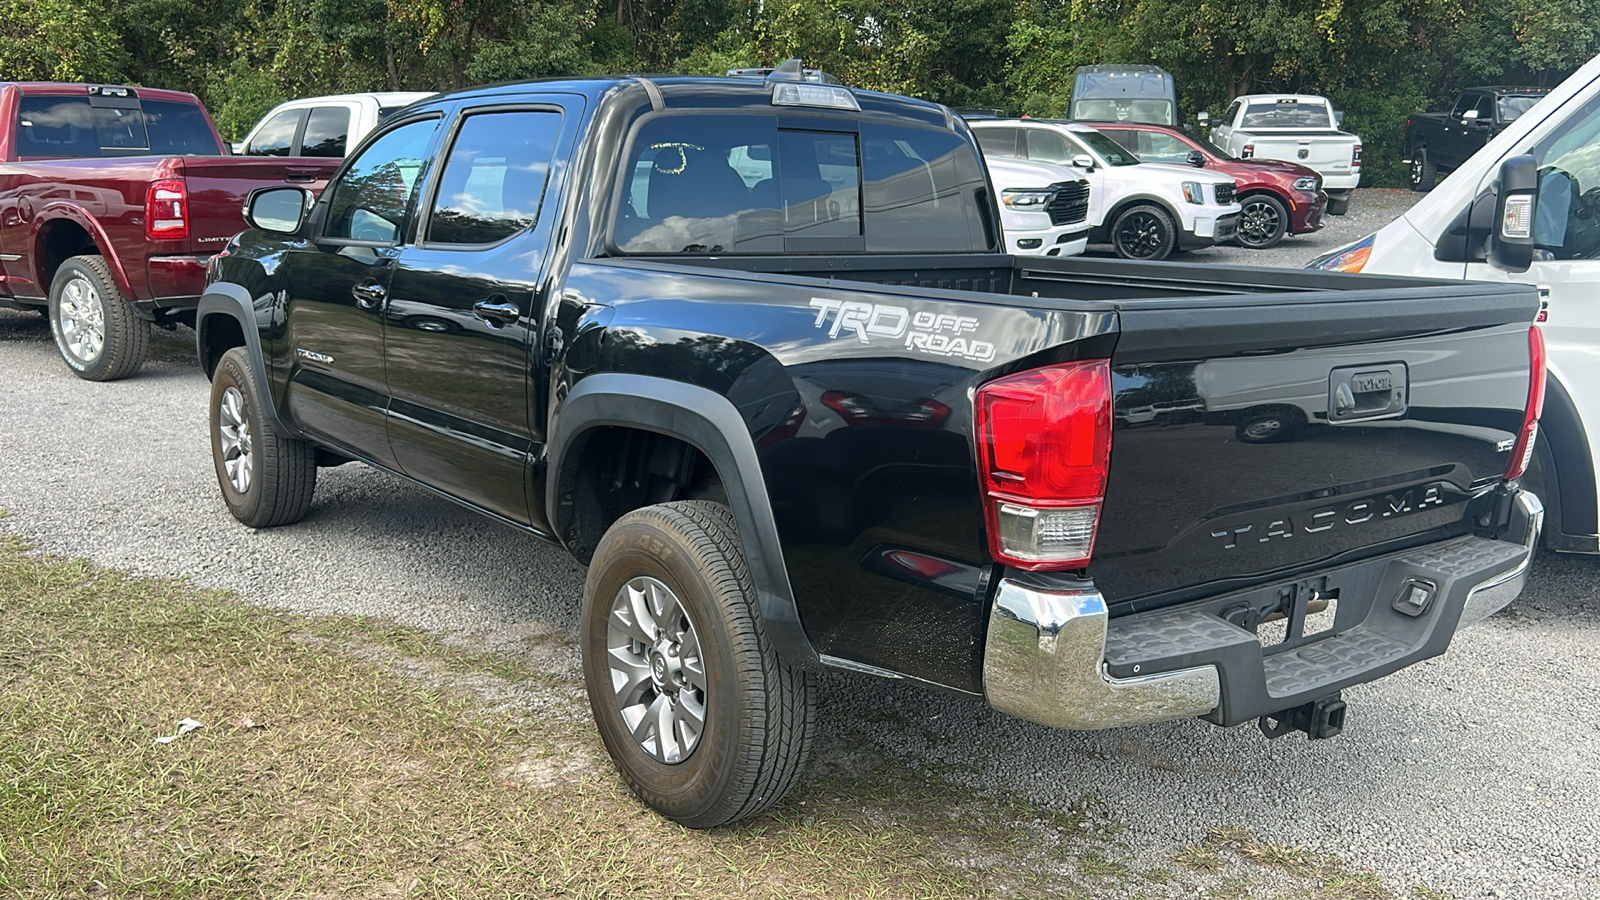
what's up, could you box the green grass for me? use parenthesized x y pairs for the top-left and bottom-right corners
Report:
(0, 529), (1452, 898)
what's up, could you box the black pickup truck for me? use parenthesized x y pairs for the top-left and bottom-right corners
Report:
(1404, 86), (1551, 191)
(198, 64), (1546, 828)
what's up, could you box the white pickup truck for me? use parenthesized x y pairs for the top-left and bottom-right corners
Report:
(1203, 94), (1362, 215)
(233, 91), (434, 158)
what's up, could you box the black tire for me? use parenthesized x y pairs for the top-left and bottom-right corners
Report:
(1110, 204), (1177, 260)
(1236, 193), (1289, 249)
(1326, 194), (1351, 216)
(582, 500), (814, 828)
(209, 347), (317, 528)
(1409, 148), (1436, 192)
(47, 255), (149, 381)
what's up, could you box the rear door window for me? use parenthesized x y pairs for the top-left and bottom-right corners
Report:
(1024, 128), (1075, 164)
(246, 109), (304, 156)
(301, 107), (352, 158)
(860, 122), (990, 252)
(974, 127), (1020, 158)
(425, 110), (561, 245)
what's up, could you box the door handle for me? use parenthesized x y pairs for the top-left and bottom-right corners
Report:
(472, 296), (521, 327)
(351, 280), (386, 309)
(286, 168), (319, 183)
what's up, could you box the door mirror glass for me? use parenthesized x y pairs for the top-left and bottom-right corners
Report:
(1186, 149), (1205, 167)
(1334, 109), (1345, 128)
(1196, 111), (1211, 128)
(1071, 154), (1095, 170)
(1489, 154), (1537, 273)
(245, 186), (312, 233)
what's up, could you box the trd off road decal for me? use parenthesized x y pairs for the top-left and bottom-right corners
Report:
(808, 298), (996, 362)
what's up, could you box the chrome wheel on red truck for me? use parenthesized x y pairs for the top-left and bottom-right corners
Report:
(48, 255), (149, 382)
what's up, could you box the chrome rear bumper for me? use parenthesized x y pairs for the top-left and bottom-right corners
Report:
(982, 490), (1542, 732)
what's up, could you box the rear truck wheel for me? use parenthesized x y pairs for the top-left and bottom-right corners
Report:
(1236, 194), (1289, 249)
(582, 500), (814, 828)
(1409, 148), (1436, 192)
(1110, 204), (1177, 260)
(209, 347), (317, 528)
(48, 255), (149, 381)
(1326, 193), (1351, 216)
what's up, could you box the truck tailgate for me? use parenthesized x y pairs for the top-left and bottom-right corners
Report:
(1247, 133), (1355, 176)
(1088, 284), (1538, 613)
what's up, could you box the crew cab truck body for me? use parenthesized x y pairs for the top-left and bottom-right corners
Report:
(198, 66), (1544, 828)
(1314, 53), (1600, 556)
(0, 82), (339, 380)
(234, 91), (435, 157)
(1204, 94), (1361, 215)
(1403, 86), (1551, 192)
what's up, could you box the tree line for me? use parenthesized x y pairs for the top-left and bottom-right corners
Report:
(4, 0), (1596, 186)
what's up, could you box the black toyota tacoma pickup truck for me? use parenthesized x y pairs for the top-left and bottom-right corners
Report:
(198, 64), (1546, 828)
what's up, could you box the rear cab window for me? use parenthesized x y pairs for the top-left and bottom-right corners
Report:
(613, 113), (993, 255)
(14, 93), (220, 158)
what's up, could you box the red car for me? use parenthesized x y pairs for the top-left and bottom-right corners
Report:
(1095, 122), (1327, 249)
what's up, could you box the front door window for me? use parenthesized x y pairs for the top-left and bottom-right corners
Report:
(323, 117), (438, 243)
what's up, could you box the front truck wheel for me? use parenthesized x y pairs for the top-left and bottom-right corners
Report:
(209, 347), (317, 528)
(582, 500), (814, 828)
(48, 255), (149, 381)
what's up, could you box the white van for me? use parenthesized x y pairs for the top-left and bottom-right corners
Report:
(1310, 54), (1600, 553)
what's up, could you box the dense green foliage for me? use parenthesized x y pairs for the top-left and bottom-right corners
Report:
(2, 0), (1594, 184)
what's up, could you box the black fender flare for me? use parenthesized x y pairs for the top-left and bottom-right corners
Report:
(1529, 373), (1599, 551)
(195, 283), (287, 431)
(546, 372), (817, 667)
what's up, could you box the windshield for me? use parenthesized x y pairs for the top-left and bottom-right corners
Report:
(1073, 129), (1140, 166)
(1070, 98), (1175, 126)
(1241, 101), (1333, 129)
(1499, 96), (1541, 123)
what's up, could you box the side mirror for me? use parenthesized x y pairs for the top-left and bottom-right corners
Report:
(1071, 154), (1096, 171)
(1488, 154), (1537, 274)
(1334, 110), (1345, 127)
(245, 186), (313, 235)
(1462, 109), (1480, 126)
(1186, 150), (1205, 168)
(1197, 111), (1211, 128)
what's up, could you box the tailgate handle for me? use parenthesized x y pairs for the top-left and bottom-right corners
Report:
(1328, 364), (1407, 422)
(286, 167), (319, 183)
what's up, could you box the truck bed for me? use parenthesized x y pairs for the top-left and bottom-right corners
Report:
(588, 252), (1537, 679)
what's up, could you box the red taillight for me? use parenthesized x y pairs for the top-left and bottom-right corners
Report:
(146, 179), (188, 240)
(1241, 143), (1255, 159)
(975, 359), (1112, 570)
(1352, 144), (1363, 167)
(1506, 325), (1546, 480)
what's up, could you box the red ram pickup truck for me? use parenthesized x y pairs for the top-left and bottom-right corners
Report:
(0, 82), (339, 380)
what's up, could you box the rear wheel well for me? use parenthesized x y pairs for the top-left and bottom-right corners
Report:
(556, 427), (727, 564)
(37, 220), (100, 295)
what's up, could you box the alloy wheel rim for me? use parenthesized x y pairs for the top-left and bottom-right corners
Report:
(605, 575), (707, 764)
(57, 276), (106, 363)
(1239, 200), (1281, 246)
(217, 386), (254, 494)
(1117, 212), (1165, 258)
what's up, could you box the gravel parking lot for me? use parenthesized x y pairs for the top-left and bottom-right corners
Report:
(2, 188), (1595, 898)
